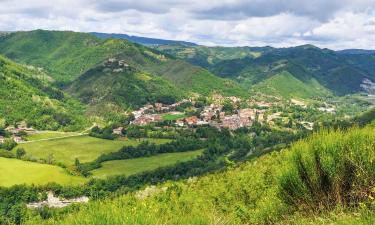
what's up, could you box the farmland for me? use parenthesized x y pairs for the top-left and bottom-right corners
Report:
(0, 157), (86, 187)
(92, 149), (203, 178)
(16, 135), (171, 166)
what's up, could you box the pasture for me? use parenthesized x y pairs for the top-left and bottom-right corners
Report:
(17, 135), (171, 166)
(92, 149), (203, 178)
(0, 157), (86, 187)
(26, 131), (81, 141)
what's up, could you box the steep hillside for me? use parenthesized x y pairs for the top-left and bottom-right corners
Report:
(67, 58), (184, 116)
(155, 44), (271, 68)
(0, 55), (87, 130)
(26, 124), (375, 224)
(253, 71), (331, 98)
(0, 30), (247, 98)
(157, 44), (375, 97)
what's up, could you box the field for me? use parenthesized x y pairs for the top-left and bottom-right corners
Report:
(0, 157), (86, 187)
(26, 131), (81, 141)
(161, 113), (186, 120)
(16, 135), (171, 166)
(92, 149), (203, 178)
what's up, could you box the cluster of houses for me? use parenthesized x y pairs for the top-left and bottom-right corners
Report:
(104, 58), (130, 73)
(0, 126), (36, 144)
(131, 100), (190, 126)
(121, 97), (276, 131)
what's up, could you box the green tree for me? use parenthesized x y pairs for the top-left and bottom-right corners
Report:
(16, 148), (26, 159)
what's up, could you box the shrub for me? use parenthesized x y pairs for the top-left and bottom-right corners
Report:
(279, 127), (375, 211)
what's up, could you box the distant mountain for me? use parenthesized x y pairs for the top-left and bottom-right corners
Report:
(337, 49), (375, 55)
(157, 44), (375, 98)
(0, 55), (87, 130)
(0, 30), (246, 116)
(91, 32), (197, 46)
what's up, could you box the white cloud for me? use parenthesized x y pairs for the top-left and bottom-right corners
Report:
(0, 0), (374, 49)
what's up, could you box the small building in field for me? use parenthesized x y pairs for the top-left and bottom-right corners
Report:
(12, 136), (23, 143)
(112, 127), (124, 135)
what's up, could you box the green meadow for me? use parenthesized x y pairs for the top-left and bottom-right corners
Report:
(0, 157), (86, 187)
(92, 149), (203, 178)
(17, 135), (170, 166)
(161, 113), (186, 121)
(26, 131), (81, 141)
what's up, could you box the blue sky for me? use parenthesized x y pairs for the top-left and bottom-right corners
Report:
(0, 0), (374, 49)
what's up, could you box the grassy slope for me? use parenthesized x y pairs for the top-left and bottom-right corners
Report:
(66, 62), (184, 115)
(26, 131), (80, 141)
(16, 135), (170, 166)
(253, 71), (331, 99)
(0, 157), (86, 187)
(0, 55), (88, 131)
(92, 149), (203, 178)
(0, 30), (247, 98)
(28, 124), (375, 224)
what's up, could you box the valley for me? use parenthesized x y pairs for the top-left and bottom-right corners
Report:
(0, 30), (375, 224)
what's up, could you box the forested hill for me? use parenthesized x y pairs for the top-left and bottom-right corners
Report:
(0, 30), (246, 99)
(0, 55), (87, 130)
(156, 44), (375, 98)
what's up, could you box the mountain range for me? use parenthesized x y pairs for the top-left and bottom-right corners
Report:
(155, 44), (375, 98)
(1, 30), (375, 125)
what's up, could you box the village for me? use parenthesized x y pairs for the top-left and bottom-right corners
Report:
(120, 94), (322, 133)
(0, 94), (342, 144)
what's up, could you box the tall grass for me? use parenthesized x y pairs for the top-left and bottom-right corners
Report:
(25, 126), (375, 224)
(279, 127), (375, 211)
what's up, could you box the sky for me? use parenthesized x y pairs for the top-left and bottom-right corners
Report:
(0, 0), (375, 49)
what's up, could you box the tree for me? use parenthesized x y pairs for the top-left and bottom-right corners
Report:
(16, 148), (26, 159)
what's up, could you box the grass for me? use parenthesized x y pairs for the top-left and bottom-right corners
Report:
(254, 71), (331, 99)
(161, 113), (186, 121)
(0, 157), (86, 187)
(26, 131), (80, 141)
(16, 135), (170, 166)
(25, 125), (375, 225)
(92, 149), (203, 178)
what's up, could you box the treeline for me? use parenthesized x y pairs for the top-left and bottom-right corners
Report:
(78, 137), (206, 175)
(1, 123), (308, 224)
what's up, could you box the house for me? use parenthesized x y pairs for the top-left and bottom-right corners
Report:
(13, 136), (23, 143)
(0, 136), (5, 143)
(185, 116), (198, 126)
(175, 119), (184, 127)
(112, 127), (123, 135)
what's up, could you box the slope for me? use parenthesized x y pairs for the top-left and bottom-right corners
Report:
(26, 124), (375, 224)
(66, 57), (184, 116)
(0, 55), (87, 130)
(253, 71), (331, 98)
(158, 44), (375, 97)
(0, 30), (247, 98)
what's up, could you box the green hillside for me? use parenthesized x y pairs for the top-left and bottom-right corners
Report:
(0, 55), (87, 130)
(26, 124), (375, 224)
(157, 44), (375, 97)
(0, 157), (86, 187)
(0, 30), (247, 98)
(253, 71), (331, 98)
(66, 58), (185, 115)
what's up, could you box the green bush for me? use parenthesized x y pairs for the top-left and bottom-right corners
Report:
(279, 127), (375, 211)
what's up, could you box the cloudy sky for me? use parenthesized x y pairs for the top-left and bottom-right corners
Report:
(0, 0), (375, 49)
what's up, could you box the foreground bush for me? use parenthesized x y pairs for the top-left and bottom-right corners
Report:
(25, 126), (375, 224)
(279, 127), (375, 211)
